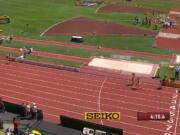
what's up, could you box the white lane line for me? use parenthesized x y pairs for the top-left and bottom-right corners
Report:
(0, 75), (170, 111)
(0, 63), (103, 83)
(0, 67), (100, 88)
(174, 99), (180, 135)
(0, 87), (96, 111)
(0, 68), (173, 101)
(0, 80), (170, 121)
(98, 77), (107, 125)
(0, 74), (170, 109)
(1, 63), (174, 95)
(108, 119), (175, 134)
(0, 93), (171, 131)
(0, 93), (83, 115)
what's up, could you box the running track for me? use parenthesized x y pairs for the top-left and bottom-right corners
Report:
(0, 61), (180, 135)
(0, 46), (90, 63)
(12, 36), (172, 60)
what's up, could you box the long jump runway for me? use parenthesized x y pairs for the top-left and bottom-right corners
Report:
(0, 61), (180, 135)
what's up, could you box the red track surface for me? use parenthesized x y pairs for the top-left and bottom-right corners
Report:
(12, 36), (172, 60)
(0, 61), (180, 135)
(43, 17), (157, 36)
(98, 4), (166, 14)
(155, 37), (180, 51)
(160, 28), (180, 34)
(0, 46), (90, 63)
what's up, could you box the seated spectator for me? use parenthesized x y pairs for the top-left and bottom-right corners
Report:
(21, 102), (26, 117)
(0, 97), (5, 113)
(31, 103), (38, 120)
(25, 103), (31, 119)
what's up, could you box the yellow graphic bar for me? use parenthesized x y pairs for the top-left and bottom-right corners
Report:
(85, 112), (121, 120)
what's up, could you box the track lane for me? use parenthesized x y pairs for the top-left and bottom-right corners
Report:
(0, 61), (179, 135)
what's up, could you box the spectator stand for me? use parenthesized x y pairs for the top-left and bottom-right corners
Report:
(0, 100), (43, 134)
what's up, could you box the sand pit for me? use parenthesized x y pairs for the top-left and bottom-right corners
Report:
(88, 58), (157, 76)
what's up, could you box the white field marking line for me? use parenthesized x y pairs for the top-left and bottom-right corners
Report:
(0, 64), (172, 97)
(6, 62), (156, 88)
(9, 62), (159, 89)
(1, 62), (173, 93)
(0, 81), (98, 106)
(103, 87), (172, 100)
(1, 83), (176, 135)
(0, 76), (170, 111)
(0, 77), (98, 99)
(95, 3), (104, 13)
(0, 62), (164, 92)
(0, 72), (97, 92)
(98, 77), (107, 125)
(0, 77), (169, 110)
(0, 67), (172, 97)
(7, 65), (175, 96)
(0, 78), (170, 121)
(174, 99), (180, 135)
(123, 131), (140, 135)
(2, 63), (102, 83)
(0, 88), (166, 127)
(1, 80), (167, 125)
(108, 120), (175, 134)
(0, 87), (97, 112)
(102, 91), (171, 105)
(5, 62), (174, 95)
(0, 69), (171, 105)
(105, 79), (174, 95)
(0, 67), (101, 88)
(0, 61), (170, 91)
(0, 93), (83, 116)
(0, 68), (173, 101)
(0, 93), (167, 128)
(0, 79), (169, 121)
(40, 16), (82, 36)
(3, 65), (103, 86)
(0, 74), (172, 108)
(43, 112), (59, 118)
(0, 66), (146, 91)
(101, 92), (170, 111)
